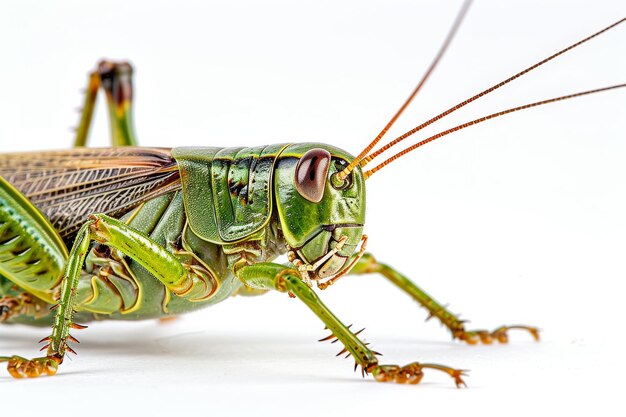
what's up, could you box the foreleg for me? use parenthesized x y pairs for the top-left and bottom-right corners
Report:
(349, 254), (539, 344)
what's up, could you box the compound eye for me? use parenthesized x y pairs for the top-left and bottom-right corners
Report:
(295, 148), (331, 203)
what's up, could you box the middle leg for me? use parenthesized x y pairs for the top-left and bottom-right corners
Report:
(1, 213), (218, 378)
(237, 262), (467, 387)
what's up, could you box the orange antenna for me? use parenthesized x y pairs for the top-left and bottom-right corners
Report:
(336, 0), (472, 181)
(363, 84), (626, 179)
(361, 17), (626, 168)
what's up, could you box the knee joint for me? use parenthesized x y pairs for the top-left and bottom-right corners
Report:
(275, 269), (299, 292)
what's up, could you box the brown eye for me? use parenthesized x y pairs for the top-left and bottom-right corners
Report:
(295, 148), (331, 203)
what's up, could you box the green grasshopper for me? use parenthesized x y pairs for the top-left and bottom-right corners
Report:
(0, 2), (624, 386)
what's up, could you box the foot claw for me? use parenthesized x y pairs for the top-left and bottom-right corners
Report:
(370, 362), (467, 388)
(0, 355), (59, 378)
(456, 325), (539, 345)
(451, 369), (469, 388)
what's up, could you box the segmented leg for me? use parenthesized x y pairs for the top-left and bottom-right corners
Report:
(0, 293), (48, 322)
(2, 213), (218, 378)
(237, 262), (467, 387)
(74, 60), (138, 147)
(0, 355), (59, 378)
(0, 176), (67, 304)
(349, 253), (539, 345)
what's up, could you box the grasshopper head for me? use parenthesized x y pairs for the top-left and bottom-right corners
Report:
(274, 143), (366, 286)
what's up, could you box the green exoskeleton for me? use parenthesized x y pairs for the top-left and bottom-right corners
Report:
(0, 2), (624, 386)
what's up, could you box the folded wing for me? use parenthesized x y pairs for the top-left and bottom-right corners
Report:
(0, 147), (181, 242)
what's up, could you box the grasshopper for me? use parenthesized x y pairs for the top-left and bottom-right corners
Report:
(0, 1), (623, 386)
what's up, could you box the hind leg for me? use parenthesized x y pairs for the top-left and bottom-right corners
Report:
(0, 293), (49, 323)
(0, 230), (56, 326)
(73, 60), (138, 147)
(0, 177), (67, 305)
(0, 179), (68, 373)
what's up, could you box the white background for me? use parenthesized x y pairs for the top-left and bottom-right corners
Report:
(1, 0), (625, 415)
